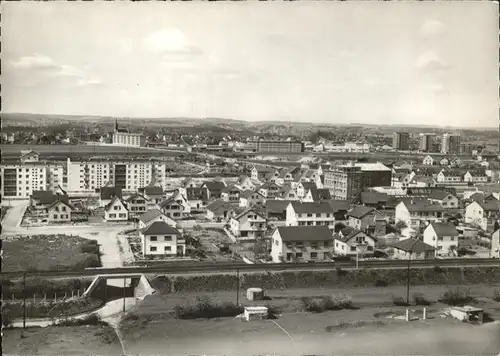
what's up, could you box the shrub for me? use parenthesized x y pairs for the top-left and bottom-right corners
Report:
(336, 267), (348, 277)
(80, 242), (100, 254)
(174, 296), (244, 319)
(374, 279), (389, 287)
(413, 293), (432, 306)
(301, 295), (354, 313)
(266, 304), (282, 320)
(56, 313), (108, 326)
(433, 266), (444, 274)
(439, 287), (475, 306)
(392, 296), (409, 306)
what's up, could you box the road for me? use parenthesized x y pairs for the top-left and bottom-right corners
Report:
(2, 257), (499, 279)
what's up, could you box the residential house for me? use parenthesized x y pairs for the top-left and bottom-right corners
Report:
(181, 177), (197, 188)
(185, 187), (209, 210)
(334, 227), (376, 257)
(286, 201), (336, 231)
(157, 198), (185, 219)
(230, 208), (267, 239)
(427, 190), (459, 209)
(47, 199), (74, 223)
(239, 190), (266, 208)
(423, 222), (459, 257)
(360, 191), (389, 209)
(450, 157), (463, 168)
(439, 157), (450, 166)
(464, 200), (500, 231)
(170, 190), (191, 214)
(422, 155), (435, 166)
(391, 238), (435, 260)
(346, 206), (385, 233)
(99, 187), (123, 208)
(463, 171), (489, 184)
(491, 229), (500, 258)
(138, 209), (177, 229)
(303, 188), (332, 203)
(276, 185), (298, 200)
(30, 191), (69, 210)
(140, 221), (184, 258)
(206, 199), (235, 221)
(125, 193), (148, 219)
(20, 150), (40, 163)
(139, 186), (164, 208)
(265, 199), (292, 220)
(296, 182), (317, 200)
(221, 185), (241, 203)
(104, 196), (129, 221)
(201, 181), (226, 200)
(236, 175), (256, 191)
(326, 199), (350, 222)
(270, 226), (334, 262)
(250, 166), (279, 182)
(258, 182), (281, 199)
(436, 169), (463, 183)
(395, 199), (445, 232)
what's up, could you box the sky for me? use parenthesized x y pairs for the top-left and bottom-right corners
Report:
(2, 1), (499, 127)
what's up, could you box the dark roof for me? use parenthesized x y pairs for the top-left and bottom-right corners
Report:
(240, 190), (263, 199)
(428, 190), (454, 200)
(469, 192), (485, 202)
(144, 186), (163, 196)
(140, 221), (180, 235)
(314, 188), (332, 201)
(347, 206), (375, 219)
(47, 198), (74, 211)
(260, 182), (280, 190)
(233, 208), (266, 220)
(138, 209), (164, 223)
(186, 187), (209, 201)
(276, 226), (333, 242)
(206, 199), (234, 213)
(266, 200), (292, 214)
(300, 182), (317, 191)
(31, 191), (69, 205)
(325, 199), (350, 212)
(360, 192), (388, 205)
(336, 228), (372, 243)
(100, 187), (123, 200)
(290, 201), (334, 214)
(392, 238), (435, 253)
(158, 197), (182, 209)
(203, 181), (226, 191)
(429, 222), (459, 237)
(401, 199), (445, 212)
(478, 200), (500, 211)
(222, 185), (241, 193)
(105, 196), (128, 212)
(125, 193), (147, 202)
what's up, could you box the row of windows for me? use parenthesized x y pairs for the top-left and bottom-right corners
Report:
(149, 235), (174, 242)
(108, 213), (127, 218)
(53, 214), (70, 219)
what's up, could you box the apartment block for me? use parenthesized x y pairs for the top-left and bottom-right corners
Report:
(419, 133), (436, 152)
(247, 140), (305, 153)
(392, 132), (410, 151)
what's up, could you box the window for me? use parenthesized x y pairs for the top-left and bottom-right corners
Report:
(350, 246), (356, 252)
(295, 253), (303, 259)
(109, 213), (116, 218)
(150, 246), (157, 252)
(367, 246), (374, 251)
(53, 214), (58, 219)
(324, 241), (330, 248)
(310, 252), (318, 259)
(164, 246), (171, 252)
(150, 236), (158, 241)
(165, 236), (172, 241)
(307, 213), (313, 217)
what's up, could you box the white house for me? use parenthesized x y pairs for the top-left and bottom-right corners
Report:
(236, 175), (256, 191)
(436, 170), (463, 183)
(395, 200), (445, 234)
(427, 191), (459, 209)
(138, 209), (177, 229)
(391, 238), (435, 260)
(125, 193), (149, 219)
(258, 182), (281, 199)
(422, 155), (434, 166)
(229, 208), (267, 239)
(334, 227), (376, 257)
(491, 229), (500, 258)
(464, 200), (500, 231)
(140, 221), (184, 258)
(105, 196), (129, 221)
(270, 226), (334, 263)
(206, 199), (235, 221)
(296, 182), (317, 200)
(239, 190), (266, 208)
(286, 201), (336, 231)
(463, 171), (488, 184)
(47, 199), (73, 223)
(423, 222), (459, 257)
(157, 197), (186, 219)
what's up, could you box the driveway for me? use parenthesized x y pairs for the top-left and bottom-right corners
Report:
(1, 200), (29, 231)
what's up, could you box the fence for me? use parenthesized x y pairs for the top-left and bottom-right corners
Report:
(4, 290), (86, 305)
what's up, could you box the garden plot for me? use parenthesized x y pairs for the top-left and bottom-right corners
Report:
(190, 228), (236, 262)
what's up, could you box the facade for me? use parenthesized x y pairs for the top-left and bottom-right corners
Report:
(47, 200), (73, 223)
(491, 229), (500, 258)
(140, 221), (184, 257)
(427, 191), (459, 209)
(206, 199), (235, 221)
(334, 227), (376, 257)
(285, 201), (336, 231)
(419, 133), (436, 153)
(422, 155), (434, 166)
(395, 200), (445, 232)
(392, 132), (410, 151)
(271, 226), (333, 262)
(112, 120), (146, 147)
(239, 190), (266, 208)
(441, 133), (461, 155)
(138, 209), (177, 229)
(346, 206), (382, 231)
(258, 182), (281, 198)
(221, 185), (241, 203)
(236, 175), (256, 191)
(157, 198), (186, 219)
(391, 238), (435, 260)
(125, 193), (148, 219)
(423, 222), (459, 257)
(99, 187), (123, 208)
(463, 171), (488, 184)
(229, 209), (267, 239)
(1, 162), (49, 198)
(436, 170), (463, 183)
(464, 200), (500, 231)
(104, 196), (129, 221)
(324, 162), (392, 201)
(247, 140), (305, 153)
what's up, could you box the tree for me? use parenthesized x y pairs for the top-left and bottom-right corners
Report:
(394, 221), (408, 233)
(334, 222), (346, 233)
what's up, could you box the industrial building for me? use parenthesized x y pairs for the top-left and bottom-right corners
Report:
(112, 119), (146, 147)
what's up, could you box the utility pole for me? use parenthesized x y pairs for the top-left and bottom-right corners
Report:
(406, 239), (419, 305)
(23, 273), (27, 329)
(236, 268), (240, 306)
(122, 278), (126, 313)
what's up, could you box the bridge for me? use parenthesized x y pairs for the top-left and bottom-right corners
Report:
(2, 258), (499, 279)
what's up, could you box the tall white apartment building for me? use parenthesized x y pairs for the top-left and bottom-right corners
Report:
(1, 163), (48, 198)
(47, 165), (65, 191)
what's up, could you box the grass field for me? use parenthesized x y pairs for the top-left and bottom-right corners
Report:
(3, 325), (123, 356)
(2, 234), (101, 272)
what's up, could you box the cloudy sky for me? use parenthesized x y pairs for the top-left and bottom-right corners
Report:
(2, 1), (498, 127)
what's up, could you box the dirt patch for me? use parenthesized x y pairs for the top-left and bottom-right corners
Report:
(2, 234), (102, 272)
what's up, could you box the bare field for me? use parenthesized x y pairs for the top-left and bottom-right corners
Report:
(3, 325), (123, 356)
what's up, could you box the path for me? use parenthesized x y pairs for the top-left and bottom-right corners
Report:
(11, 297), (137, 328)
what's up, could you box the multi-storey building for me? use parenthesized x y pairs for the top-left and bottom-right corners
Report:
(285, 201), (336, 231)
(112, 119), (146, 147)
(441, 133), (461, 155)
(271, 226), (334, 262)
(419, 133), (436, 152)
(247, 140), (304, 153)
(392, 132), (410, 151)
(1, 162), (49, 198)
(324, 162), (392, 201)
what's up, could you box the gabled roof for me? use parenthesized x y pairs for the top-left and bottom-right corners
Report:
(125, 193), (148, 203)
(206, 199), (234, 214)
(31, 191), (69, 205)
(202, 181), (226, 191)
(222, 185), (241, 193)
(186, 187), (209, 201)
(336, 228), (372, 243)
(429, 222), (459, 237)
(259, 182), (280, 190)
(143, 186), (163, 196)
(300, 182), (317, 191)
(238, 175), (251, 185)
(100, 187), (123, 200)
(312, 188), (332, 201)
(105, 196), (128, 212)
(266, 200), (292, 214)
(360, 192), (388, 205)
(47, 198), (74, 211)
(232, 208), (266, 220)
(158, 197), (183, 209)
(276, 226), (333, 242)
(289, 201), (334, 214)
(240, 190), (264, 199)
(428, 190), (454, 201)
(325, 199), (350, 213)
(138, 209), (166, 224)
(400, 199), (445, 212)
(392, 238), (435, 253)
(469, 192), (485, 202)
(140, 221), (181, 235)
(477, 200), (500, 212)
(439, 169), (464, 177)
(347, 206), (375, 219)
(20, 150), (39, 158)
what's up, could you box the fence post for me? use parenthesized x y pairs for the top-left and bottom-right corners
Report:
(64, 292), (67, 300)
(77, 289), (80, 298)
(34, 294), (36, 304)
(55, 293), (57, 303)
(71, 291), (74, 299)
